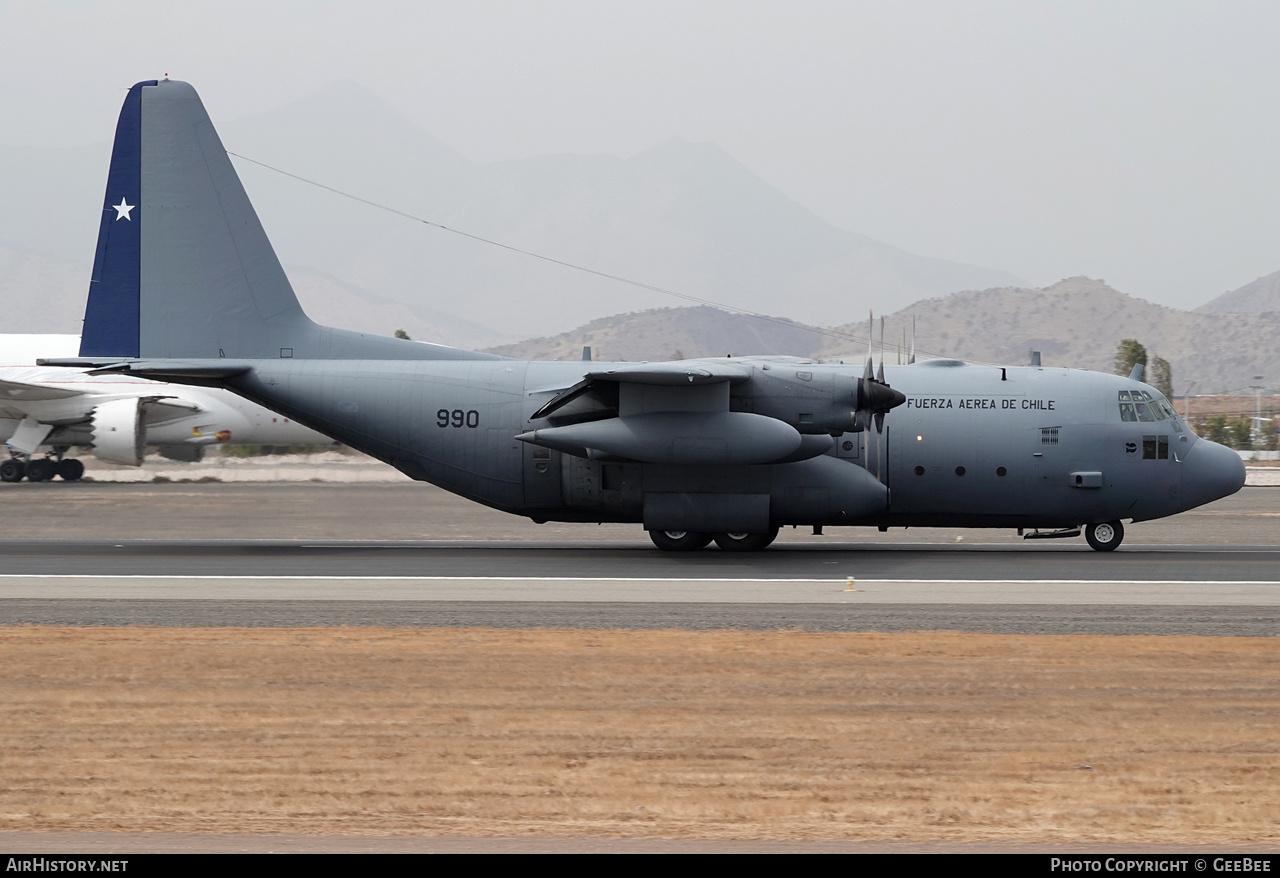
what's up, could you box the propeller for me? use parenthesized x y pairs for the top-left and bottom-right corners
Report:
(852, 311), (907, 435)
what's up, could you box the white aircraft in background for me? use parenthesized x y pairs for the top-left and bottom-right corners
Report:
(1, 334), (333, 482)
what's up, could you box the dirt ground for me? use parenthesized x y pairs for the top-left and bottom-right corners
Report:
(1, 627), (1276, 844)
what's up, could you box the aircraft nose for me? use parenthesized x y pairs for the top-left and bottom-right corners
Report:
(1181, 438), (1246, 512)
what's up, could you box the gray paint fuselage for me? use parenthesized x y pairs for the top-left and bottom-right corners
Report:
(215, 356), (1240, 531)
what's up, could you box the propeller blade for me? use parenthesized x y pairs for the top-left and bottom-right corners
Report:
(865, 311), (874, 380)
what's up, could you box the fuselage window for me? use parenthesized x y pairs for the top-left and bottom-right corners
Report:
(1142, 435), (1170, 460)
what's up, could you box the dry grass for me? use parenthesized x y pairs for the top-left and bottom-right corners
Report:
(0, 627), (1277, 842)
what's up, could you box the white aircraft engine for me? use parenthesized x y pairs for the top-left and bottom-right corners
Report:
(89, 397), (146, 466)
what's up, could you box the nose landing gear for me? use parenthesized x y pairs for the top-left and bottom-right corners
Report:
(1084, 520), (1124, 552)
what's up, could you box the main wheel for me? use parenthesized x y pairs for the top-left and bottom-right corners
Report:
(24, 458), (55, 483)
(57, 459), (85, 481)
(712, 527), (780, 552)
(1085, 520), (1124, 552)
(648, 530), (713, 551)
(0, 459), (26, 483)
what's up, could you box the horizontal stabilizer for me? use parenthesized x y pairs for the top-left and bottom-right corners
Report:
(81, 360), (253, 381)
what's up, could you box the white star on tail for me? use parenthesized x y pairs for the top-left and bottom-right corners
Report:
(112, 198), (135, 221)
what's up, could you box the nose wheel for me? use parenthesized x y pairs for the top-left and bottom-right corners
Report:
(1085, 520), (1124, 552)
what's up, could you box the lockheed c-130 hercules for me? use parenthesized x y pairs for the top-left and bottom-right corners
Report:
(46, 79), (1246, 551)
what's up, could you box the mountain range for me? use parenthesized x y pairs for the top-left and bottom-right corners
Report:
(3, 81), (1277, 392)
(1, 80), (1019, 343)
(488, 277), (1280, 394)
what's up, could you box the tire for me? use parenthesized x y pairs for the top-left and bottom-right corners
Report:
(648, 530), (713, 551)
(712, 527), (780, 552)
(57, 459), (86, 481)
(1085, 520), (1124, 552)
(0, 459), (26, 483)
(24, 459), (55, 483)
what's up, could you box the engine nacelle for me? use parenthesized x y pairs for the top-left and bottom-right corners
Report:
(735, 367), (858, 434)
(735, 364), (905, 435)
(90, 398), (145, 466)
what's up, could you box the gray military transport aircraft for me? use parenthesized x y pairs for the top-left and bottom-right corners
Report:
(45, 79), (1246, 551)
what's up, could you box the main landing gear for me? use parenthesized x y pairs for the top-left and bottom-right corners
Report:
(648, 527), (780, 552)
(1084, 520), (1124, 552)
(1, 455), (85, 483)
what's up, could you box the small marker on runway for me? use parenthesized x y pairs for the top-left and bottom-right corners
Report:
(844, 574), (859, 592)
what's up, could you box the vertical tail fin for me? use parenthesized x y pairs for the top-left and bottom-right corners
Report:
(80, 79), (316, 360)
(78, 79), (493, 364)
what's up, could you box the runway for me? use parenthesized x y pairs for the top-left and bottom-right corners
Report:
(2, 482), (1277, 634)
(4, 482), (1279, 852)
(3, 543), (1278, 634)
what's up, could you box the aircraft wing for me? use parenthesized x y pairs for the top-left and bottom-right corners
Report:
(582, 362), (752, 386)
(0, 376), (86, 402)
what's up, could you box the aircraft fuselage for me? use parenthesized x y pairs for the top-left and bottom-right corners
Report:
(217, 355), (1242, 532)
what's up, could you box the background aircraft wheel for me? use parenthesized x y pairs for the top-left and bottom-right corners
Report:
(24, 459), (56, 483)
(648, 530), (713, 551)
(57, 459), (86, 481)
(713, 527), (780, 552)
(0, 459), (26, 483)
(1085, 520), (1124, 552)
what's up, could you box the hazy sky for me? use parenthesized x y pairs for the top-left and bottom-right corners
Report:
(3, 0), (1278, 310)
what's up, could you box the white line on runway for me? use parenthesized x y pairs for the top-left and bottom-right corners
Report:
(1, 575), (1278, 585)
(1, 575), (1277, 604)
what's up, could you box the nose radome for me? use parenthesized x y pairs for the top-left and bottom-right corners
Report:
(1182, 438), (1246, 512)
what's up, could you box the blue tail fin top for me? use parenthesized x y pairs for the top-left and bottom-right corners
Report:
(80, 81), (155, 358)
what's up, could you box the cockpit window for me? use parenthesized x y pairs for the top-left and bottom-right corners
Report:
(1119, 390), (1175, 424)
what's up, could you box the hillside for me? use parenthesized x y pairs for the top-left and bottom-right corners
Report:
(1196, 269), (1280, 314)
(830, 277), (1277, 392)
(484, 306), (824, 362)
(491, 278), (1278, 394)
